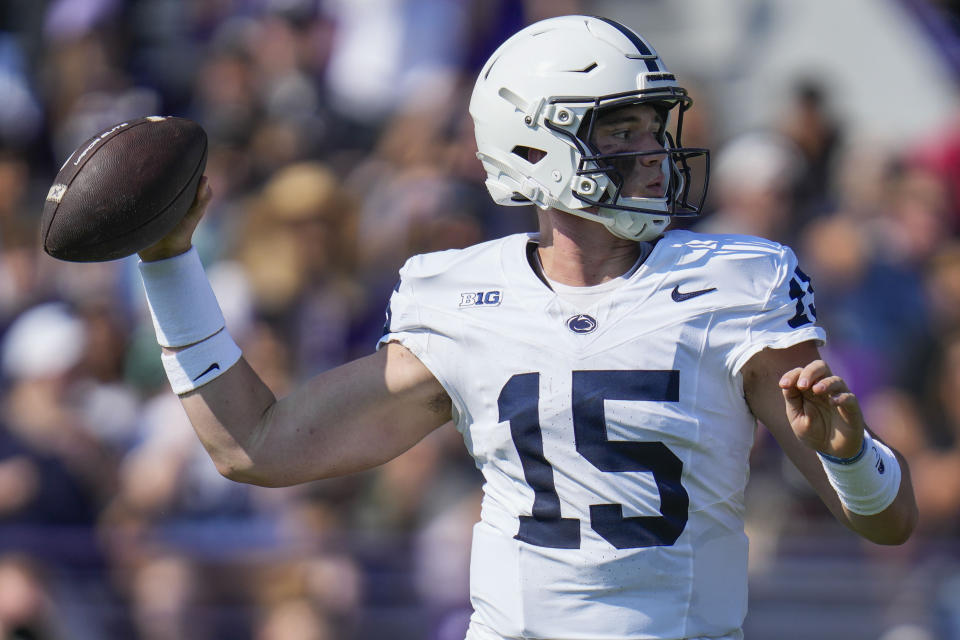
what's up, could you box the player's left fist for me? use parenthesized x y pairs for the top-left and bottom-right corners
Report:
(778, 360), (865, 459)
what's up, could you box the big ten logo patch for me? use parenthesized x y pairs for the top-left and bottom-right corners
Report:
(459, 291), (502, 307)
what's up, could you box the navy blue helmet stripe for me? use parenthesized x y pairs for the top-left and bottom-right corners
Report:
(592, 16), (661, 72)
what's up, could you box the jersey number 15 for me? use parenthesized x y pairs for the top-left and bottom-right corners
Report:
(499, 370), (689, 550)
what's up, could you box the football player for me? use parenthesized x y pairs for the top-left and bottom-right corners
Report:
(137, 15), (917, 640)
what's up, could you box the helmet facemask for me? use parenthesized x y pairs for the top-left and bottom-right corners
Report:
(547, 91), (710, 241)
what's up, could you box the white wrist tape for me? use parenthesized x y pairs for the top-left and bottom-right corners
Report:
(139, 247), (225, 347)
(161, 329), (242, 394)
(819, 432), (901, 516)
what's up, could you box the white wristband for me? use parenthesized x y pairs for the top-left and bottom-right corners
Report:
(161, 329), (242, 394)
(819, 432), (901, 516)
(139, 247), (225, 347)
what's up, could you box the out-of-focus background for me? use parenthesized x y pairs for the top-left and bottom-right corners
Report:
(1, 0), (960, 638)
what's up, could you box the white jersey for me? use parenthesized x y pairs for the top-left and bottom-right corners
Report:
(378, 229), (825, 640)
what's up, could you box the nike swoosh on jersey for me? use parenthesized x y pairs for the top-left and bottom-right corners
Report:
(193, 362), (220, 381)
(670, 285), (717, 302)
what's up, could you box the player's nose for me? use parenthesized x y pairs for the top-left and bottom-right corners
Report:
(635, 133), (666, 167)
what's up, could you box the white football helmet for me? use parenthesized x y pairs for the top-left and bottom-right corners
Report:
(470, 15), (709, 241)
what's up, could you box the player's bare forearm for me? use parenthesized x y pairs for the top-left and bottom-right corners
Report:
(178, 343), (452, 487)
(743, 341), (917, 545)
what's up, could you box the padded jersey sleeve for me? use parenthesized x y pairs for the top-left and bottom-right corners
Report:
(377, 262), (434, 361)
(725, 244), (826, 374)
(375, 259), (466, 422)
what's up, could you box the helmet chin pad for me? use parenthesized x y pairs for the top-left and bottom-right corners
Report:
(607, 207), (670, 241)
(554, 200), (670, 242)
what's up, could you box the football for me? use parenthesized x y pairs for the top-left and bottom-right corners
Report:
(41, 116), (208, 262)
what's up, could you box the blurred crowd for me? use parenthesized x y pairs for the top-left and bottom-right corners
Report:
(1, 0), (960, 638)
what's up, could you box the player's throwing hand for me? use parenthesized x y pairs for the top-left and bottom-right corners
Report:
(138, 176), (212, 263)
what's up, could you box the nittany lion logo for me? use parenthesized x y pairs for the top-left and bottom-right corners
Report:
(566, 314), (597, 334)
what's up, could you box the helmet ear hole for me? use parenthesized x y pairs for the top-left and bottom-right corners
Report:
(512, 146), (547, 164)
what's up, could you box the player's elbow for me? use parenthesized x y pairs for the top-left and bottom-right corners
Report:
(208, 401), (301, 487)
(213, 457), (293, 488)
(883, 490), (919, 545)
(209, 439), (320, 487)
(207, 437), (292, 487)
(865, 520), (915, 546)
(210, 454), (260, 485)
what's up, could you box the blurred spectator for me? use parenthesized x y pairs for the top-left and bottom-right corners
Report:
(913, 109), (960, 235)
(413, 485), (480, 640)
(0, 302), (122, 638)
(41, 0), (164, 167)
(0, 302), (109, 534)
(925, 241), (960, 332)
(237, 161), (367, 376)
(898, 241), (960, 403)
(127, 553), (203, 640)
(321, 0), (468, 142)
(69, 302), (142, 451)
(865, 330), (960, 538)
(0, 34), (42, 149)
(798, 213), (929, 397)
(251, 555), (363, 640)
(777, 78), (844, 221)
(0, 150), (44, 320)
(254, 597), (334, 640)
(101, 387), (294, 639)
(0, 554), (60, 640)
(876, 162), (955, 269)
(695, 130), (804, 244)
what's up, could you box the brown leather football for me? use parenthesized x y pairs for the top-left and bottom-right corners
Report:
(41, 116), (207, 262)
